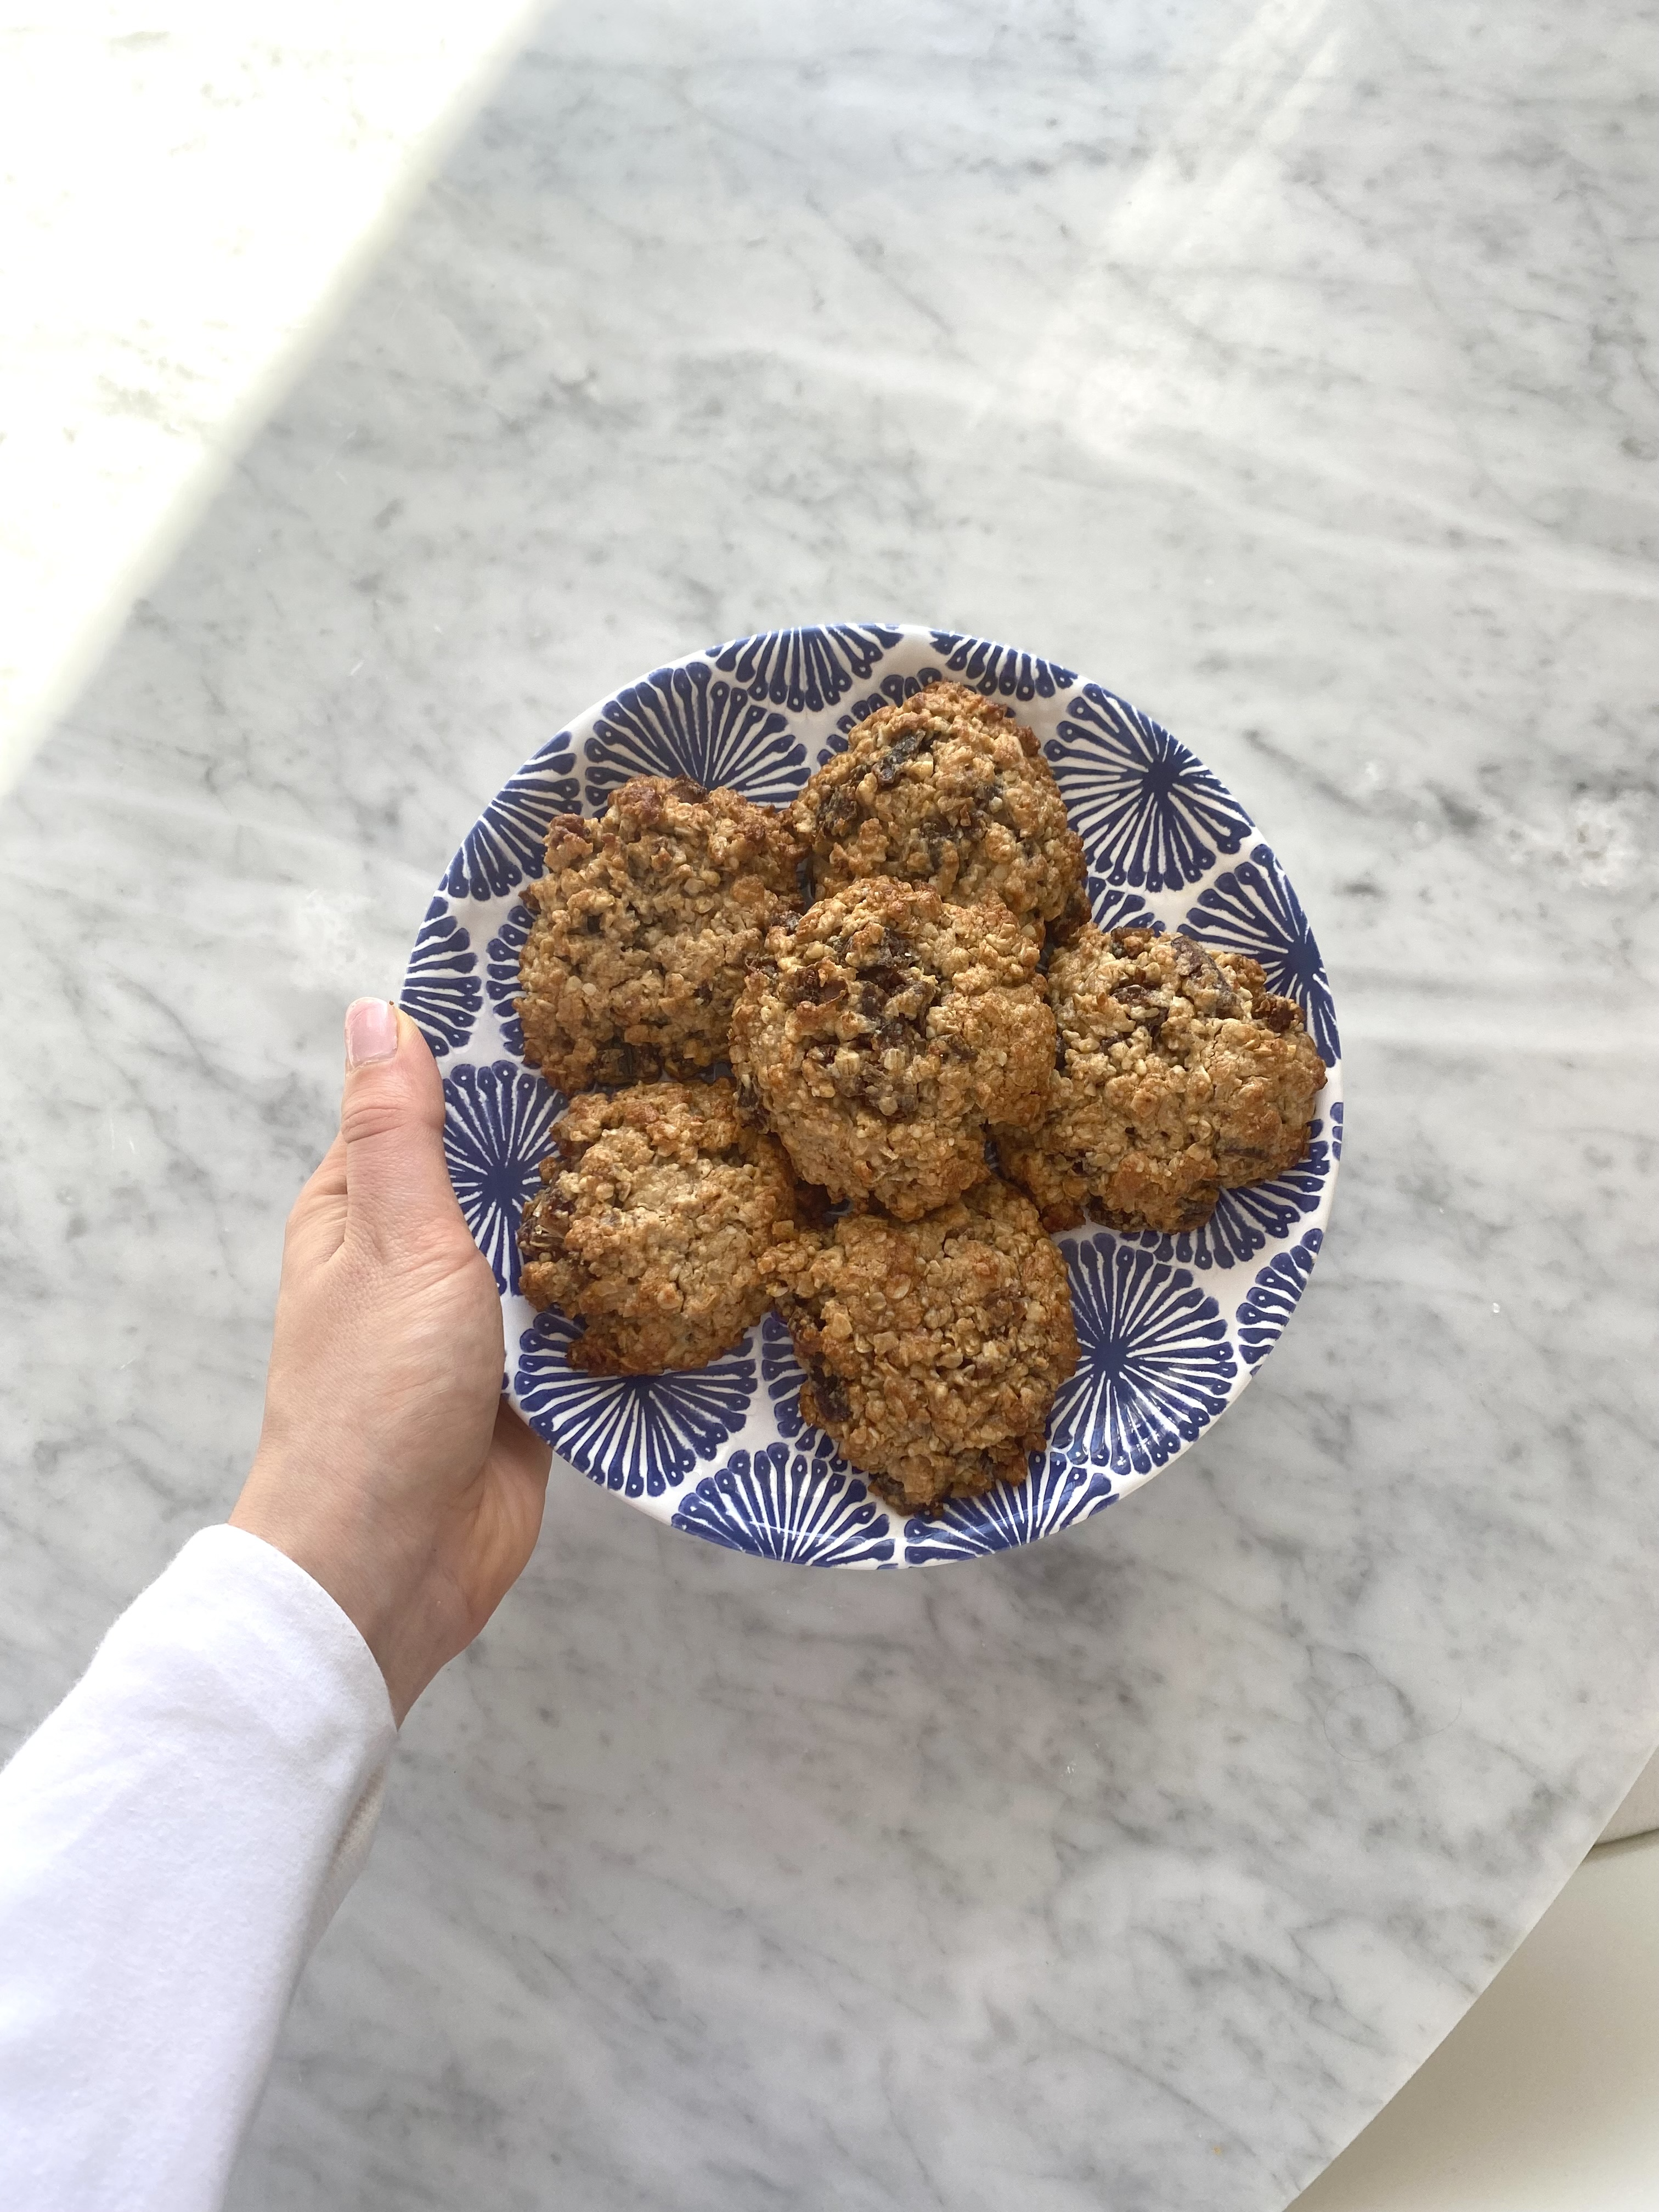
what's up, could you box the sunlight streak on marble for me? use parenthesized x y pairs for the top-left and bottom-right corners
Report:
(0, 0), (546, 798)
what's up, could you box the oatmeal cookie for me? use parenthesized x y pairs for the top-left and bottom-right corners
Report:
(995, 925), (1327, 1234)
(763, 1177), (1079, 1512)
(517, 776), (803, 1091)
(729, 876), (1056, 1221)
(518, 1079), (804, 1374)
(790, 680), (1084, 930)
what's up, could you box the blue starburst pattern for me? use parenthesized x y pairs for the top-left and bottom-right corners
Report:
(814, 666), (946, 765)
(442, 1060), (562, 1293)
(673, 1437), (895, 1567)
(902, 1459), (1116, 1565)
(1133, 1119), (1333, 1271)
(1329, 1098), (1344, 1160)
(1046, 686), (1254, 894)
(760, 1311), (815, 1440)
(485, 899), (534, 1057)
(515, 1310), (756, 1497)
(441, 736), (579, 901)
(708, 624), (904, 714)
(400, 897), (481, 1058)
(1181, 843), (1340, 1063)
(1086, 876), (1160, 935)
(929, 631), (1077, 701)
(1237, 1230), (1324, 1367)
(584, 662), (807, 809)
(1045, 1238), (1237, 1480)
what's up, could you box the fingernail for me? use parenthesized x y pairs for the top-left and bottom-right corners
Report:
(345, 998), (399, 1068)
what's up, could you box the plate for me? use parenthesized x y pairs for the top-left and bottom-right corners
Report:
(400, 625), (1342, 1568)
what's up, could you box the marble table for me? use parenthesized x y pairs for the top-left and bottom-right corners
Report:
(0, 0), (540, 791)
(2, 3), (1655, 2207)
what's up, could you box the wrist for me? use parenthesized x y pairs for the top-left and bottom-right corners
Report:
(229, 1461), (443, 1725)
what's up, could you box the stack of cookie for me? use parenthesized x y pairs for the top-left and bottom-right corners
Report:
(514, 682), (1325, 1512)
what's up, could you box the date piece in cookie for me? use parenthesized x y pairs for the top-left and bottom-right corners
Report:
(729, 876), (1055, 1221)
(995, 925), (1327, 1235)
(518, 1079), (805, 1374)
(763, 1177), (1080, 1513)
(517, 775), (802, 1092)
(790, 680), (1084, 931)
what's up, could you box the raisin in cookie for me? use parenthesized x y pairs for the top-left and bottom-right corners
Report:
(995, 925), (1327, 1234)
(790, 680), (1084, 930)
(518, 1079), (804, 1374)
(763, 1177), (1079, 1512)
(729, 876), (1055, 1221)
(517, 776), (803, 1091)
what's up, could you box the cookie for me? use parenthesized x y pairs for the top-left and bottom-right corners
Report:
(789, 680), (1085, 931)
(729, 876), (1056, 1221)
(763, 1177), (1080, 1512)
(518, 1079), (805, 1374)
(995, 925), (1327, 1234)
(517, 775), (803, 1092)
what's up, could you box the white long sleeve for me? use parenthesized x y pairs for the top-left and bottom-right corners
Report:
(0, 1525), (397, 2212)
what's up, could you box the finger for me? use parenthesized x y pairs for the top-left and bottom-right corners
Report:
(283, 1134), (349, 1268)
(486, 1398), (552, 1578)
(492, 1395), (553, 1491)
(338, 1001), (464, 1260)
(308, 1131), (348, 1203)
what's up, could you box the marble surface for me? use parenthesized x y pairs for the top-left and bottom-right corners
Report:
(2, 2), (1656, 2208)
(0, 0), (540, 793)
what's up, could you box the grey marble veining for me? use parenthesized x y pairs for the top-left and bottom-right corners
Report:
(2, 2), (1656, 2208)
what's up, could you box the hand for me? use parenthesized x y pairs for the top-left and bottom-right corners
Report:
(232, 1001), (551, 1723)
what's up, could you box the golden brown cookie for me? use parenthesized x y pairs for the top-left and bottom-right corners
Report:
(518, 1079), (805, 1374)
(789, 680), (1084, 930)
(516, 776), (803, 1092)
(729, 876), (1055, 1221)
(995, 925), (1327, 1234)
(763, 1177), (1080, 1513)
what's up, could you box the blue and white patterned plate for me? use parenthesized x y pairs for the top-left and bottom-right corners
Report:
(402, 625), (1342, 1570)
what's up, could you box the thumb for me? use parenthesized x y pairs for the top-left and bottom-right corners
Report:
(339, 999), (464, 1258)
